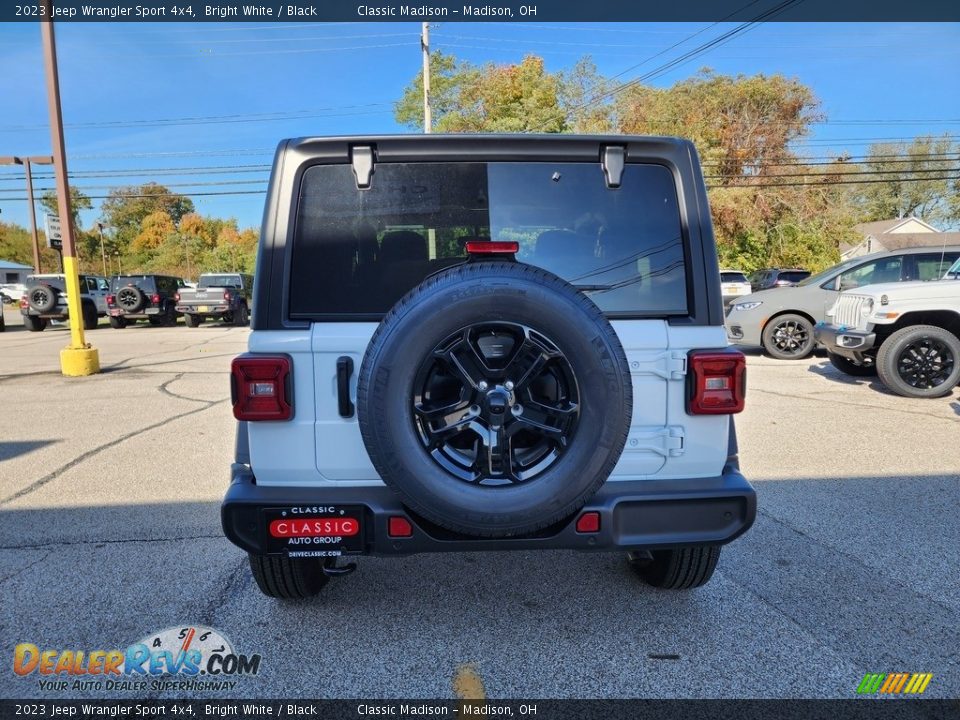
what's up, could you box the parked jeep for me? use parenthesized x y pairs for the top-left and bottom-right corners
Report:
(175, 273), (252, 327)
(107, 274), (184, 328)
(19, 273), (109, 332)
(222, 135), (755, 600)
(816, 257), (960, 398)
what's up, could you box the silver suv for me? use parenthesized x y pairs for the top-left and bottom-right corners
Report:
(726, 247), (960, 359)
(20, 273), (110, 332)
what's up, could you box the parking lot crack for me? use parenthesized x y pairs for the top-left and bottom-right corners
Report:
(0, 548), (53, 584)
(0, 399), (228, 507)
(751, 388), (959, 424)
(0, 534), (225, 551)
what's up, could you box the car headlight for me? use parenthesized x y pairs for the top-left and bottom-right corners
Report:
(733, 301), (762, 311)
(861, 298), (874, 315)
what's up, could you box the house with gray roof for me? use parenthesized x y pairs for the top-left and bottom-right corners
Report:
(841, 217), (960, 260)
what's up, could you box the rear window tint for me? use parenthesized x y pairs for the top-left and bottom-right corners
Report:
(779, 271), (810, 284)
(289, 161), (687, 318)
(720, 272), (748, 283)
(111, 276), (157, 292)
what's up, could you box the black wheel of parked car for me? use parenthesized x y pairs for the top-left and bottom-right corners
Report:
(628, 546), (721, 589)
(828, 352), (876, 377)
(115, 286), (146, 314)
(248, 554), (333, 599)
(761, 313), (816, 360)
(82, 302), (98, 330)
(108, 316), (127, 329)
(183, 313), (201, 328)
(23, 314), (47, 332)
(26, 284), (58, 313)
(357, 261), (633, 538)
(233, 304), (249, 327)
(876, 325), (960, 399)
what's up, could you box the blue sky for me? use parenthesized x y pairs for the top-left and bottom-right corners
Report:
(0, 21), (958, 232)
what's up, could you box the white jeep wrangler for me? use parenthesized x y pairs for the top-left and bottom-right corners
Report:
(222, 135), (755, 599)
(816, 257), (960, 398)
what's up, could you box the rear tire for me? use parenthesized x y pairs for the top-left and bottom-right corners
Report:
(82, 303), (99, 330)
(628, 546), (721, 590)
(109, 316), (127, 329)
(233, 304), (249, 327)
(24, 315), (46, 332)
(828, 352), (876, 376)
(183, 313), (200, 328)
(876, 325), (960, 398)
(248, 554), (332, 599)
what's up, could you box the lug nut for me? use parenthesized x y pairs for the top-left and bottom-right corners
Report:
(478, 381), (489, 391)
(512, 405), (523, 415)
(505, 381), (515, 390)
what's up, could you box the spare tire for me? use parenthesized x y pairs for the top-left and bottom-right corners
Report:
(357, 261), (632, 538)
(116, 285), (146, 313)
(27, 284), (58, 313)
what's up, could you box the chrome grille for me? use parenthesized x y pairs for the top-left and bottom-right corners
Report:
(832, 294), (870, 328)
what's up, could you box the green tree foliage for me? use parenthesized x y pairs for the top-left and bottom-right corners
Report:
(0, 221), (60, 271)
(852, 135), (958, 226)
(99, 182), (195, 257)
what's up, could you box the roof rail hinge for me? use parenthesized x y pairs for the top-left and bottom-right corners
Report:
(602, 145), (626, 188)
(351, 145), (374, 189)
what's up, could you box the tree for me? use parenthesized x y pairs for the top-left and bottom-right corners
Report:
(558, 57), (615, 134)
(131, 211), (175, 253)
(851, 135), (958, 226)
(615, 68), (821, 177)
(395, 53), (566, 133)
(99, 182), (194, 256)
(40, 186), (92, 233)
(0, 221), (60, 270)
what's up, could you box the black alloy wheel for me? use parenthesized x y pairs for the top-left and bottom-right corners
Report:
(895, 337), (954, 390)
(413, 322), (580, 486)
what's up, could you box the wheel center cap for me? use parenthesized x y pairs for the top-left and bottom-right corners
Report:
(484, 387), (515, 417)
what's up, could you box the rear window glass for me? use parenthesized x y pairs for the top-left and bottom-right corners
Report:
(290, 161), (687, 318)
(720, 272), (748, 283)
(111, 276), (156, 292)
(778, 271), (810, 284)
(199, 274), (243, 288)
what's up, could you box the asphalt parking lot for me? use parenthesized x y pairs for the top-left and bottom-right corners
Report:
(1, 304), (958, 700)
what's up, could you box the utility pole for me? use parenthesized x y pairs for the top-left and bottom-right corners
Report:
(41, 6), (99, 376)
(421, 22), (432, 134)
(97, 222), (107, 277)
(0, 155), (52, 273)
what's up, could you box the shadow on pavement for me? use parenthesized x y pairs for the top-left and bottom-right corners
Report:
(0, 439), (59, 461)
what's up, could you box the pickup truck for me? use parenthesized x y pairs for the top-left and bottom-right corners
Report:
(175, 273), (252, 327)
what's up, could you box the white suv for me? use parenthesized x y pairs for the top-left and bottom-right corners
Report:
(816, 258), (960, 397)
(221, 135), (755, 599)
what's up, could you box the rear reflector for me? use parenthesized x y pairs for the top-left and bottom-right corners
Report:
(575, 512), (600, 534)
(388, 516), (413, 538)
(230, 354), (293, 421)
(687, 351), (746, 415)
(465, 240), (519, 255)
(151, 293), (161, 304)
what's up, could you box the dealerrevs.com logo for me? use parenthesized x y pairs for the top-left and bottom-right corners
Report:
(13, 625), (261, 693)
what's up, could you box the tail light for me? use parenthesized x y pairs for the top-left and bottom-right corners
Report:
(687, 351), (746, 415)
(19, 296), (28, 309)
(231, 354), (293, 421)
(174, 292), (180, 302)
(223, 291), (232, 302)
(106, 294), (115, 305)
(151, 293), (161, 304)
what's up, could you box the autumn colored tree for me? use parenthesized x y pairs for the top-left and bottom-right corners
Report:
(99, 183), (194, 256)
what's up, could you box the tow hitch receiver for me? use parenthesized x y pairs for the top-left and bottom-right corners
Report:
(322, 560), (357, 577)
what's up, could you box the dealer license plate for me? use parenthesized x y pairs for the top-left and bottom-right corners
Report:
(262, 506), (364, 556)
(197, 305), (209, 312)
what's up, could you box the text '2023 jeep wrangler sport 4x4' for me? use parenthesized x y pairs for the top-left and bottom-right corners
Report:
(222, 135), (755, 599)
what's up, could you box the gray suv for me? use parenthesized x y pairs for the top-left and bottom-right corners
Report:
(726, 247), (960, 359)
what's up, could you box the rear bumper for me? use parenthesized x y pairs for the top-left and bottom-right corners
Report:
(109, 307), (164, 318)
(222, 465), (756, 557)
(176, 304), (229, 315)
(814, 322), (877, 362)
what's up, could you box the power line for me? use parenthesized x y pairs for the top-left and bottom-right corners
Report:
(708, 174), (960, 189)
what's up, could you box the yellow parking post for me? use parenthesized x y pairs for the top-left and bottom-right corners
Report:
(41, 11), (99, 376)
